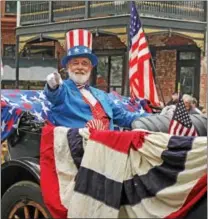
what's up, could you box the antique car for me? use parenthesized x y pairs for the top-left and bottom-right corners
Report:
(1, 90), (207, 219)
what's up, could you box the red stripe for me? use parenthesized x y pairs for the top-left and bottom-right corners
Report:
(166, 174), (207, 219)
(190, 127), (197, 136)
(179, 124), (185, 135)
(129, 56), (138, 69)
(131, 78), (140, 92)
(88, 31), (91, 48)
(137, 53), (151, 63)
(193, 129), (198, 136)
(131, 39), (139, 52)
(79, 29), (84, 46)
(138, 32), (145, 41)
(185, 127), (191, 136)
(138, 42), (148, 51)
(89, 130), (149, 154)
(69, 30), (74, 48)
(138, 62), (144, 97)
(132, 81), (140, 98)
(40, 124), (67, 219)
(168, 120), (174, 134)
(130, 75), (140, 96)
(173, 122), (181, 135)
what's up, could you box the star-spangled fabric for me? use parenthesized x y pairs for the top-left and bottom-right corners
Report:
(108, 91), (152, 114)
(1, 89), (51, 142)
(1, 89), (151, 142)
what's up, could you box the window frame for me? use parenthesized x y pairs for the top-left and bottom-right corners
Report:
(3, 44), (16, 58)
(4, 1), (17, 15)
(93, 50), (126, 95)
(20, 45), (56, 59)
(176, 46), (201, 101)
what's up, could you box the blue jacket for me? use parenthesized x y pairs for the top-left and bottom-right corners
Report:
(44, 79), (138, 129)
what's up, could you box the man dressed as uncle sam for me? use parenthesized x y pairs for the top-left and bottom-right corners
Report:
(44, 29), (147, 130)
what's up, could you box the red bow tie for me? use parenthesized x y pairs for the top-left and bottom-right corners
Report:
(76, 84), (89, 90)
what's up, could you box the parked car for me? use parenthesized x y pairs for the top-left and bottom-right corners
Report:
(1, 112), (52, 219)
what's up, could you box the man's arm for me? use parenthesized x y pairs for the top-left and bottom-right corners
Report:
(44, 72), (66, 105)
(107, 95), (149, 128)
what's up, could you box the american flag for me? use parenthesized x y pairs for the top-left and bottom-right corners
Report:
(129, 1), (159, 105)
(168, 98), (198, 136)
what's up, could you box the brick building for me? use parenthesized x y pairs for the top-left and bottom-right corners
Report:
(1, 1), (207, 109)
(1, 1), (16, 59)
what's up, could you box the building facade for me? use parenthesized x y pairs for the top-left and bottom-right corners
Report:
(1, 0), (16, 66)
(2, 1), (207, 109)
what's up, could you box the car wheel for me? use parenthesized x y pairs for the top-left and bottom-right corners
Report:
(1, 181), (51, 219)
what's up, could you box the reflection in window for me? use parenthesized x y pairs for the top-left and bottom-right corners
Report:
(110, 56), (123, 86)
(179, 52), (196, 60)
(180, 67), (195, 95)
(96, 56), (109, 91)
(3, 45), (16, 57)
(21, 45), (55, 58)
(96, 55), (124, 94)
(5, 1), (17, 14)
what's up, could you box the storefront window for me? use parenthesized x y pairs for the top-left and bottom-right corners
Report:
(21, 46), (55, 58)
(177, 49), (200, 100)
(180, 66), (195, 95)
(96, 56), (109, 92)
(5, 1), (17, 14)
(179, 52), (196, 60)
(96, 55), (124, 94)
(3, 45), (16, 57)
(110, 56), (123, 94)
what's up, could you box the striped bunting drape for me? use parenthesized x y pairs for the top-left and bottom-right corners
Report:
(40, 125), (207, 218)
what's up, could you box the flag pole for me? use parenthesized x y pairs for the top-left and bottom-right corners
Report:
(134, 2), (166, 106)
(149, 54), (166, 106)
(177, 82), (181, 95)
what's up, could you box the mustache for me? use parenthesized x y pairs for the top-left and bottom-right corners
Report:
(74, 71), (86, 75)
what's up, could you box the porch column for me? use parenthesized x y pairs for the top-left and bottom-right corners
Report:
(124, 3), (131, 96)
(85, 1), (90, 18)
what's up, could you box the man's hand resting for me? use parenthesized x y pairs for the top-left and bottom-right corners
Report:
(46, 72), (63, 89)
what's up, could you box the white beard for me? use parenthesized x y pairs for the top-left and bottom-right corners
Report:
(68, 71), (90, 85)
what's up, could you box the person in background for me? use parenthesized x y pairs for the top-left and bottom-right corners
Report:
(167, 92), (179, 106)
(192, 97), (202, 114)
(182, 94), (200, 114)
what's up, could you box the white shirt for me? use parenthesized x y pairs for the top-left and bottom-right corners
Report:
(80, 88), (97, 106)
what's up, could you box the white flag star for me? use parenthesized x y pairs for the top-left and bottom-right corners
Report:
(1, 120), (6, 132)
(41, 102), (49, 115)
(33, 110), (44, 121)
(20, 94), (32, 103)
(38, 91), (46, 100)
(74, 48), (79, 53)
(1, 95), (10, 103)
(9, 102), (19, 107)
(9, 106), (17, 115)
(30, 96), (42, 102)
(140, 107), (145, 115)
